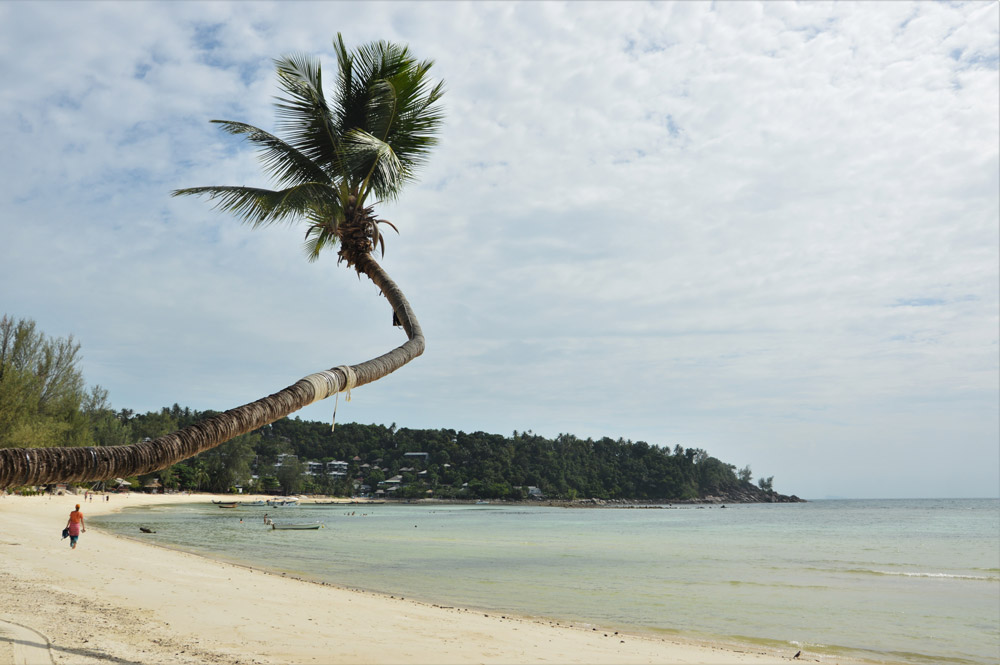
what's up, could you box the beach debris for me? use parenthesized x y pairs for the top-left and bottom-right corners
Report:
(139, 527), (156, 534)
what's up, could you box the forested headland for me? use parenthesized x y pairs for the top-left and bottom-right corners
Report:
(1, 315), (801, 502)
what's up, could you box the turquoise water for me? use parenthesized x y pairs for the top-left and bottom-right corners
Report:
(93, 499), (999, 665)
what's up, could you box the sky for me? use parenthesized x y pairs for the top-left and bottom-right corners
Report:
(1, 1), (997, 500)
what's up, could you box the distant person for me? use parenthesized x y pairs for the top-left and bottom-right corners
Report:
(66, 504), (86, 549)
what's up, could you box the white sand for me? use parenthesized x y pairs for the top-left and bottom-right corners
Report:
(0, 493), (824, 664)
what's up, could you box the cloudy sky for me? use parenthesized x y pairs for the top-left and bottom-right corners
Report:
(2, 1), (997, 499)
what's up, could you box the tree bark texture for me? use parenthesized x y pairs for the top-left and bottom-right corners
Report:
(0, 257), (423, 489)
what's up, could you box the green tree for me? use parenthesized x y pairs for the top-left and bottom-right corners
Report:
(130, 409), (179, 442)
(0, 315), (93, 449)
(158, 465), (178, 490)
(201, 433), (257, 493)
(255, 436), (292, 468)
(276, 456), (306, 495)
(89, 411), (134, 448)
(1, 35), (445, 488)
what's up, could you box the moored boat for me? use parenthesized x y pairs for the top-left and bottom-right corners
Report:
(271, 522), (323, 530)
(217, 502), (238, 508)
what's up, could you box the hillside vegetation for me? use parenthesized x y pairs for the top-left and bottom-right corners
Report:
(125, 405), (801, 503)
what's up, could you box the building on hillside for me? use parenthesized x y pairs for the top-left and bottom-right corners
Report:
(326, 460), (348, 477)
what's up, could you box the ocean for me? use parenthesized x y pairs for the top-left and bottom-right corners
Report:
(92, 498), (1000, 665)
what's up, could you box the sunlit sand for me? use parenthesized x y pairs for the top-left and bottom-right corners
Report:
(0, 492), (808, 664)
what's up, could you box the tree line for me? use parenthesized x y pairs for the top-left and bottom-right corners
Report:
(1, 315), (780, 500)
(121, 407), (780, 500)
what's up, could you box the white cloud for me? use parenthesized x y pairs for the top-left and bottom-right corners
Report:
(1, 1), (996, 499)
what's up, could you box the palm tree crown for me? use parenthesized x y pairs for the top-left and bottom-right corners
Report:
(174, 34), (445, 268)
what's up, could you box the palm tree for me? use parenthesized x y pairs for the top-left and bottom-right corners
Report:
(0, 35), (444, 489)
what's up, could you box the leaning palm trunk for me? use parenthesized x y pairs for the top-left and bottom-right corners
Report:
(0, 256), (422, 489)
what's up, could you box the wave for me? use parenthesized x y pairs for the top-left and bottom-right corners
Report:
(846, 569), (999, 582)
(725, 580), (831, 591)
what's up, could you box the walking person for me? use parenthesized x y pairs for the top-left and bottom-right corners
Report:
(66, 504), (85, 549)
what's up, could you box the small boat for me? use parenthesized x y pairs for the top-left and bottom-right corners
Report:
(217, 502), (239, 508)
(266, 498), (300, 507)
(238, 500), (266, 506)
(212, 499), (236, 504)
(271, 522), (324, 530)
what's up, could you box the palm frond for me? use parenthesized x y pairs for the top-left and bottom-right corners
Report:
(172, 183), (340, 229)
(212, 120), (329, 187)
(325, 35), (446, 199)
(302, 203), (344, 262)
(342, 129), (405, 202)
(332, 33), (362, 141)
(367, 78), (399, 143)
(273, 54), (340, 174)
(366, 61), (444, 185)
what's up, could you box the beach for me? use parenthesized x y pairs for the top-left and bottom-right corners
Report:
(0, 493), (816, 665)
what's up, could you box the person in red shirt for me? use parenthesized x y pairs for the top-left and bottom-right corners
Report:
(66, 504), (85, 549)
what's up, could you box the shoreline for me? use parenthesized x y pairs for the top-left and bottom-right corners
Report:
(1, 492), (834, 664)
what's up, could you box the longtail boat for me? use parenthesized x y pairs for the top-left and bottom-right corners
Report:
(271, 522), (323, 530)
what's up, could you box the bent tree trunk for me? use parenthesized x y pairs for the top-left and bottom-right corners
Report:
(0, 255), (423, 489)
